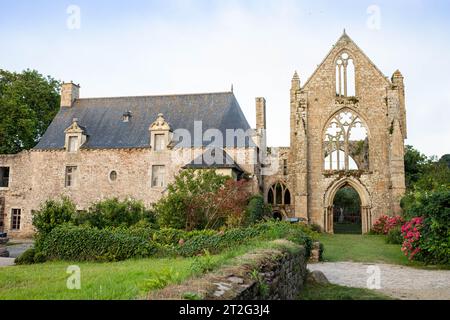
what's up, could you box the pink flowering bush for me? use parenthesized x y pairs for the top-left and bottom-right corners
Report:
(401, 217), (424, 261)
(384, 216), (405, 234)
(371, 215), (389, 234)
(371, 215), (405, 235)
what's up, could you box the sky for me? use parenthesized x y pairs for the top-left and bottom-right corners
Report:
(1, 0), (449, 157)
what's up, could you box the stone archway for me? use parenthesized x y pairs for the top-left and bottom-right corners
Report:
(323, 177), (372, 234)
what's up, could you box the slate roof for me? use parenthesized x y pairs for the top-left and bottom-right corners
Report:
(34, 92), (253, 150)
(182, 148), (244, 174)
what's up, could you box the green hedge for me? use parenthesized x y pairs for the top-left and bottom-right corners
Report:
(40, 224), (156, 262)
(177, 221), (314, 257)
(29, 221), (315, 263)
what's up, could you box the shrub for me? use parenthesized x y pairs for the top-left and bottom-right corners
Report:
(177, 221), (313, 257)
(155, 170), (252, 230)
(384, 216), (405, 235)
(310, 224), (323, 233)
(401, 217), (424, 261)
(141, 268), (181, 291)
(401, 189), (449, 265)
(74, 198), (156, 229)
(155, 170), (228, 230)
(40, 224), (156, 262)
(190, 250), (216, 274)
(371, 215), (389, 234)
(245, 195), (269, 225)
(386, 226), (403, 245)
(33, 251), (47, 263)
(15, 248), (37, 265)
(32, 197), (76, 236)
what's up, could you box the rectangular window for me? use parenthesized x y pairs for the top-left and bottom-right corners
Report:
(65, 166), (77, 187)
(152, 165), (166, 188)
(154, 134), (165, 151)
(11, 209), (21, 230)
(68, 136), (79, 152)
(0, 167), (9, 188)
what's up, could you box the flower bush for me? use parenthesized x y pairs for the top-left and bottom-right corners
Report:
(384, 216), (405, 234)
(371, 215), (404, 235)
(401, 217), (424, 261)
(371, 215), (389, 234)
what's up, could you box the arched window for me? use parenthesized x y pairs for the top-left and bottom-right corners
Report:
(324, 109), (369, 171)
(336, 52), (356, 97)
(267, 182), (291, 206)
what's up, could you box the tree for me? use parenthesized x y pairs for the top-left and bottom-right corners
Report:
(0, 69), (60, 154)
(404, 145), (428, 189)
(439, 154), (450, 169)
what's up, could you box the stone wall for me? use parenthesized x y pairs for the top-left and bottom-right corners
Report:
(263, 32), (407, 232)
(149, 240), (307, 300)
(0, 147), (258, 238)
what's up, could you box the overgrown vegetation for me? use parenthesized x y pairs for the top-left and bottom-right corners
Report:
(370, 146), (449, 265)
(154, 169), (258, 230)
(18, 187), (316, 264)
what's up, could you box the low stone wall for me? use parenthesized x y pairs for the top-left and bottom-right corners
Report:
(149, 240), (308, 300)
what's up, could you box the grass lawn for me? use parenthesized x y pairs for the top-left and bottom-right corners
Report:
(318, 233), (450, 269)
(0, 241), (281, 300)
(299, 283), (393, 300)
(318, 234), (410, 265)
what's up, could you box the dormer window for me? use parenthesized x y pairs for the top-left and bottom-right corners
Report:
(64, 118), (87, 152)
(149, 113), (172, 151)
(154, 134), (165, 151)
(123, 111), (132, 123)
(68, 136), (79, 152)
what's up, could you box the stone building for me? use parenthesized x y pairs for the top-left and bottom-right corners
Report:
(0, 88), (261, 238)
(0, 31), (406, 237)
(263, 32), (407, 233)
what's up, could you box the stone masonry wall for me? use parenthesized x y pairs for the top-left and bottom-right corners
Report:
(149, 240), (307, 300)
(264, 33), (407, 232)
(0, 146), (258, 239)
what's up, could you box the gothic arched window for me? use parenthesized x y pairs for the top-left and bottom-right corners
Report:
(267, 182), (291, 206)
(336, 52), (356, 97)
(324, 109), (369, 171)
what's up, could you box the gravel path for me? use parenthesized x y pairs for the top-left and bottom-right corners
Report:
(0, 258), (15, 267)
(308, 262), (450, 300)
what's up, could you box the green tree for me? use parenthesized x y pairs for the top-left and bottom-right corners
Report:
(0, 69), (60, 154)
(404, 145), (428, 189)
(439, 154), (450, 169)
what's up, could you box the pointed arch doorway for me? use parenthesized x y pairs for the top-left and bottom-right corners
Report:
(323, 177), (372, 234)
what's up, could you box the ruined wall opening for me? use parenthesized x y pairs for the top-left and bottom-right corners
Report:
(267, 182), (291, 206)
(324, 177), (372, 234)
(333, 186), (362, 234)
(336, 51), (356, 97)
(324, 109), (369, 171)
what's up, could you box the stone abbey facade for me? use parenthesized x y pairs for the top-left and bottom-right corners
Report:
(263, 32), (407, 233)
(0, 32), (406, 237)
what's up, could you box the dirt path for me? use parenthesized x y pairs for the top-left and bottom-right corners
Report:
(308, 262), (450, 300)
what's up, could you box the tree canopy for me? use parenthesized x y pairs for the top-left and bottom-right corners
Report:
(0, 69), (60, 154)
(404, 145), (450, 192)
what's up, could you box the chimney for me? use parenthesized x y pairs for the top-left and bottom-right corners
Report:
(255, 97), (266, 131)
(61, 81), (80, 108)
